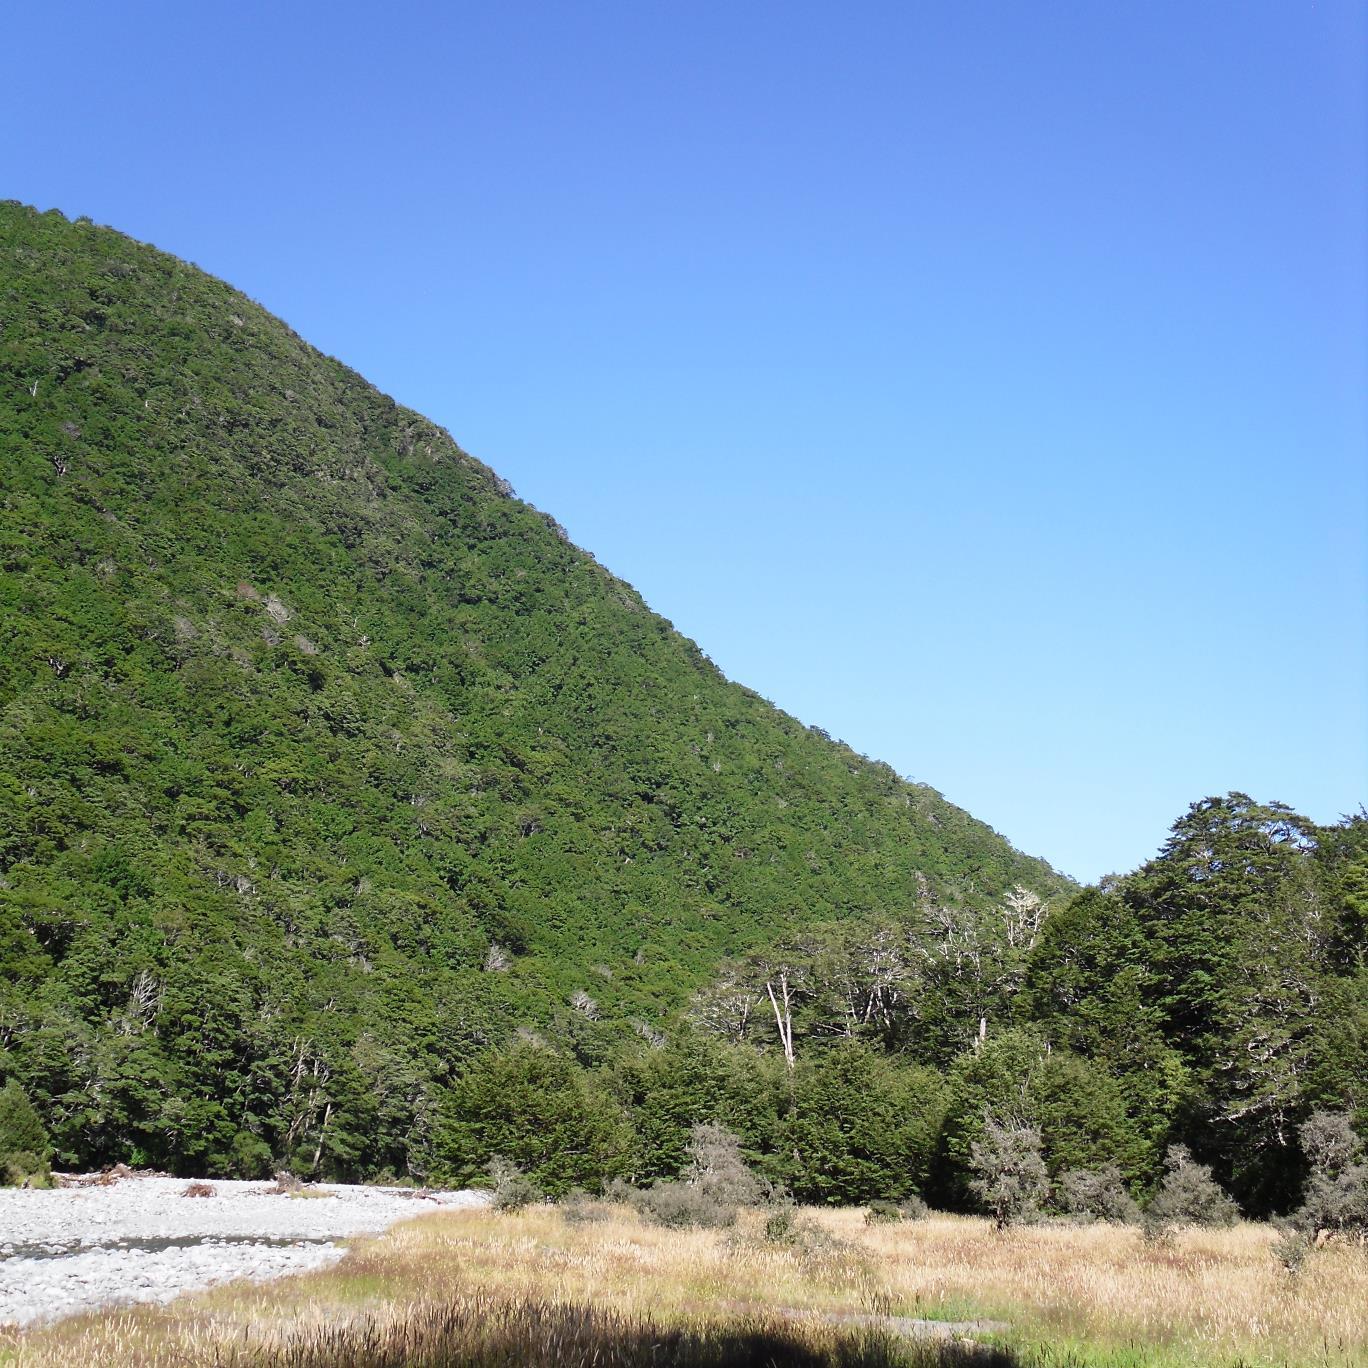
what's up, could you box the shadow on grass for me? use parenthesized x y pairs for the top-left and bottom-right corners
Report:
(218, 1293), (1021, 1367)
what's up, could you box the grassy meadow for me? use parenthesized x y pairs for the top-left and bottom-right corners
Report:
(4, 1205), (1365, 1368)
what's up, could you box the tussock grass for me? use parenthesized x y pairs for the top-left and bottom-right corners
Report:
(4, 1206), (1365, 1367)
(214, 1294), (985, 1368)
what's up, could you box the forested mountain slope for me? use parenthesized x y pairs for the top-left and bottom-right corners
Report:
(0, 202), (1067, 1176)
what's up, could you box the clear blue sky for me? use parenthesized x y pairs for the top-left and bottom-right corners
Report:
(5, 2), (1364, 882)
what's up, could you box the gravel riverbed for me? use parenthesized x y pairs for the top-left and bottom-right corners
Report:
(0, 1175), (489, 1328)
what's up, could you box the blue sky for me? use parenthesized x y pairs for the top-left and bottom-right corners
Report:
(5, 2), (1364, 882)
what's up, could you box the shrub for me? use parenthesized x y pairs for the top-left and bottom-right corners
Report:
(1146, 1145), (1238, 1229)
(968, 1113), (1048, 1229)
(862, 1196), (927, 1226)
(683, 1123), (772, 1207)
(864, 1199), (903, 1225)
(1141, 1209), (1175, 1249)
(1055, 1165), (1140, 1224)
(1296, 1110), (1368, 1241)
(489, 1156), (542, 1211)
(4, 1151), (53, 1189)
(0, 1080), (52, 1188)
(764, 1198), (802, 1243)
(1268, 1110), (1368, 1272)
(619, 1124), (778, 1230)
(629, 1180), (738, 1229)
(899, 1194), (930, 1221)
(559, 1188), (612, 1225)
(1271, 1222), (1312, 1275)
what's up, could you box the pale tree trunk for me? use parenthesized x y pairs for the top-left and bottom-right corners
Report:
(312, 1101), (333, 1172)
(766, 971), (796, 1071)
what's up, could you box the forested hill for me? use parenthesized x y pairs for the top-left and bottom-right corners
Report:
(0, 202), (1066, 1175)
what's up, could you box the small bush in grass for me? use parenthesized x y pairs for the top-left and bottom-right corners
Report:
(1055, 1165), (1140, 1225)
(0, 1080), (52, 1188)
(684, 1123), (772, 1207)
(755, 1197), (851, 1263)
(861, 1196), (928, 1226)
(968, 1113), (1048, 1230)
(1141, 1209), (1176, 1249)
(864, 1203), (919, 1236)
(489, 1156), (542, 1211)
(1271, 1222), (1313, 1275)
(627, 1178), (738, 1229)
(1146, 1145), (1238, 1229)
(1296, 1110), (1368, 1242)
(764, 1199), (802, 1243)
(864, 1200), (902, 1226)
(1265, 1110), (1368, 1272)
(560, 1187), (612, 1225)
(618, 1124), (779, 1230)
(899, 1194), (929, 1221)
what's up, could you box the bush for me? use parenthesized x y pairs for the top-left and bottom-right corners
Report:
(862, 1196), (926, 1225)
(1267, 1110), (1368, 1273)
(1055, 1165), (1140, 1224)
(1146, 1145), (1238, 1229)
(684, 1123), (772, 1207)
(0, 1080), (52, 1188)
(763, 1198), (802, 1243)
(4, 1151), (53, 1189)
(559, 1188), (613, 1225)
(1271, 1222), (1312, 1275)
(489, 1156), (542, 1211)
(1296, 1111), (1368, 1241)
(968, 1113), (1048, 1229)
(618, 1124), (778, 1230)
(899, 1194), (930, 1221)
(1140, 1209), (1175, 1249)
(628, 1180), (738, 1229)
(864, 1199), (903, 1225)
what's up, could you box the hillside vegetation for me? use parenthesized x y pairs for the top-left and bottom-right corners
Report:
(1, 204), (1362, 1219)
(0, 202), (1064, 1180)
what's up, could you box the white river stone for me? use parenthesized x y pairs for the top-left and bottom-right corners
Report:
(0, 1175), (489, 1328)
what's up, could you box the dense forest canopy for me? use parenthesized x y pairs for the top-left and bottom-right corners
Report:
(0, 203), (1062, 1174)
(0, 203), (1362, 1216)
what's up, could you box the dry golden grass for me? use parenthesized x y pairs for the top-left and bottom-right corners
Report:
(3, 1207), (1365, 1367)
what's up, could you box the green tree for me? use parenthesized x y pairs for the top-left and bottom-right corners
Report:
(435, 1042), (632, 1195)
(777, 1041), (946, 1205)
(0, 1077), (53, 1186)
(938, 1030), (1146, 1205)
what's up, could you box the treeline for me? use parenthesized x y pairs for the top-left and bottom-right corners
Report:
(5, 795), (1362, 1220)
(422, 793), (1367, 1216)
(677, 794), (1367, 1214)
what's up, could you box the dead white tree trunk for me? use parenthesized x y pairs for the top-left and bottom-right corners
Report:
(766, 971), (796, 1071)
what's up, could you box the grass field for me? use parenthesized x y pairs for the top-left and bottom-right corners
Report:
(4, 1205), (1365, 1367)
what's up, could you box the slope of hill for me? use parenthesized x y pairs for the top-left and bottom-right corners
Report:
(0, 201), (1067, 1175)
